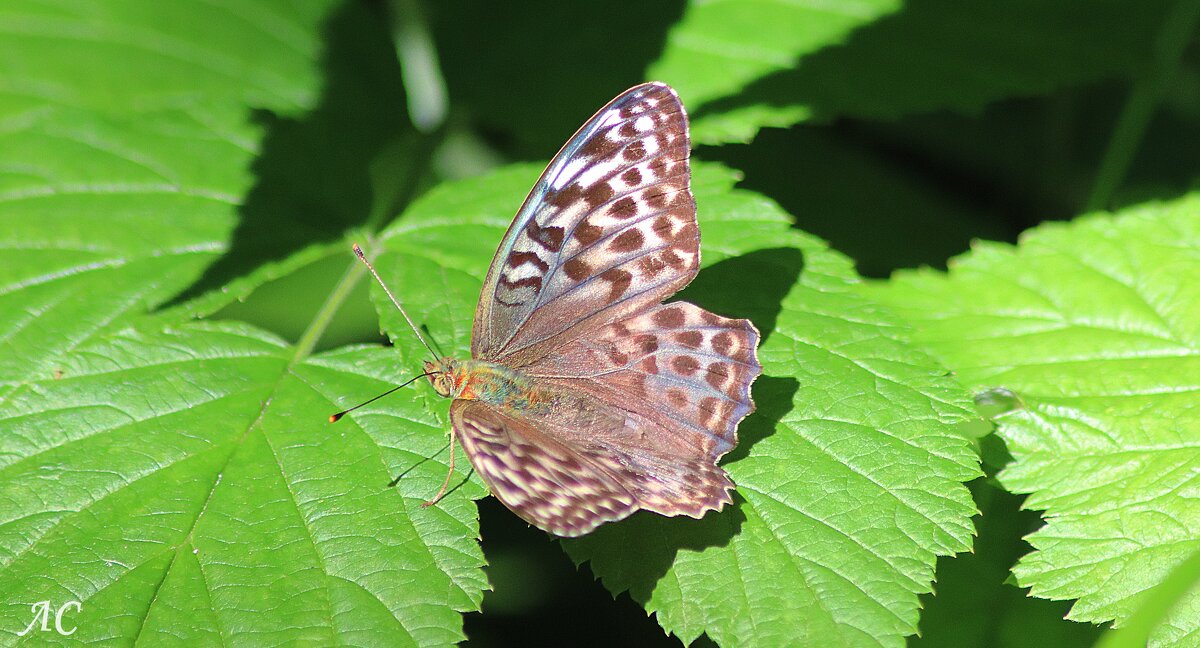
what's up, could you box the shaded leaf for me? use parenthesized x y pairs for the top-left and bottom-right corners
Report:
(654, 0), (1173, 144)
(0, 0), (413, 404)
(911, 481), (1103, 648)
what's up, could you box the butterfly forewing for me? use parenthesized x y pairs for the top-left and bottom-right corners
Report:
(473, 83), (698, 365)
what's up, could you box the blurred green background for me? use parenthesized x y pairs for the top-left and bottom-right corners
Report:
(200, 0), (1199, 645)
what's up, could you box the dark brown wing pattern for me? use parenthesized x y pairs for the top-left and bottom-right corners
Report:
(450, 400), (638, 537)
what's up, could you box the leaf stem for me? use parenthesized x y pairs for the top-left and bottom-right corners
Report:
(1085, 0), (1200, 212)
(290, 251), (368, 366)
(389, 0), (448, 133)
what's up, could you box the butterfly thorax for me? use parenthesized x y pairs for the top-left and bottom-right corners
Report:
(424, 358), (551, 414)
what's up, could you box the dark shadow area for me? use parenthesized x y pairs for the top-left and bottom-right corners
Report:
(678, 247), (805, 344)
(463, 497), (684, 648)
(700, 126), (1013, 278)
(691, 0), (1171, 129)
(723, 375), (797, 465)
(911, 479), (1104, 647)
(691, 0), (1198, 277)
(165, 1), (415, 308)
(430, 0), (687, 159)
(578, 492), (748, 579)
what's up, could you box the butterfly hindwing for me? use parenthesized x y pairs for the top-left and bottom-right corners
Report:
(450, 399), (638, 537)
(526, 301), (760, 464)
(473, 82), (698, 365)
(451, 387), (741, 535)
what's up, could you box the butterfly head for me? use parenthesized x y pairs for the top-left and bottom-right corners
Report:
(423, 358), (463, 398)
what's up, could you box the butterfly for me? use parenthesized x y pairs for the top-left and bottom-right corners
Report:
(357, 82), (761, 537)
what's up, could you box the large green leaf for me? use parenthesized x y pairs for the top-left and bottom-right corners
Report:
(0, 1), (493, 644)
(373, 163), (981, 647)
(865, 196), (1200, 646)
(0, 0), (411, 403)
(0, 319), (487, 645)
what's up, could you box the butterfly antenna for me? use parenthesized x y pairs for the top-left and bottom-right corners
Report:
(328, 371), (436, 423)
(352, 243), (440, 362)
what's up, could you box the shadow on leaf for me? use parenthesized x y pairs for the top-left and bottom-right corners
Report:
(164, 1), (414, 309)
(430, 0), (686, 157)
(691, 0), (1167, 126)
(679, 247), (804, 345)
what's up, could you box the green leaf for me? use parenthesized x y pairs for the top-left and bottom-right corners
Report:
(0, 0), (415, 400)
(0, 1), (317, 392)
(1097, 545), (1200, 648)
(865, 196), (1200, 646)
(0, 320), (487, 645)
(0, 2), (493, 644)
(651, 0), (900, 143)
(375, 162), (982, 647)
(656, 0), (1173, 144)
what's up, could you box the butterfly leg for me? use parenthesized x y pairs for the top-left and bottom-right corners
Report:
(422, 426), (458, 508)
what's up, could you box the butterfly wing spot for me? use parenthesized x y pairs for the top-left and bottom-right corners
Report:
(524, 220), (564, 252)
(668, 388), (688, 408)
(582, 178), (616, 207)
(599, 267), (633, 303)
(606, 344), (629, 366)
(578, 133), (621, 161)
(608, 229), (644, 254)
(564, 257), (592, 281)
(622, 167), (642, 186)
(624, 141), (646, 162)
(507, 251), (549, 273)
(705, 362), (732, 391)
(653, 307), (685, 328)
(609, 196), (638, 220)
(637, 334), (659, 354)
(671, 355), (700, 375)
(572, 218), (603, 245)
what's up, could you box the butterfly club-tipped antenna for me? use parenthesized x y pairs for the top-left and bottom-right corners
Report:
(352, 243), (440, 363)
(328, 371), (435, 423)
